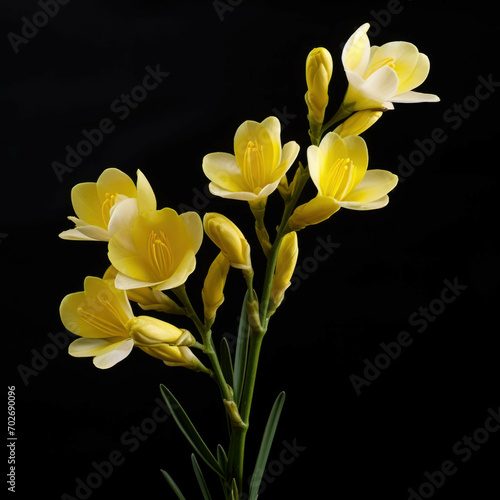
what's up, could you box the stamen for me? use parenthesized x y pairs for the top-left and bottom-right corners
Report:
(101, 193), (119, 227)
(242, 140), (266, 192)
(77, 306), (126, 337)
(148, 230), (173, 279)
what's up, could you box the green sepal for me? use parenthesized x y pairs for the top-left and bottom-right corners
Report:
(159, 384), (225, 478)
(248, 391), (286, 500)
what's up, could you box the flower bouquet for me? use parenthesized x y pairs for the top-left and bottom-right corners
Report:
(58, 23), (438, 499)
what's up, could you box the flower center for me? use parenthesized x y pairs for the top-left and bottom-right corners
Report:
(364, 56), (396, 80)
(242, 140), (267, 194)
(148, 230), (173, 279)
(323, 158), (355, 200)
(77, 293), (129, 337)
(101, 192), (119, 227)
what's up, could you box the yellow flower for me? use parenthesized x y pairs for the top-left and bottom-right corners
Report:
(203, 213), (251, 270)
(289, 133), (398, 229)
(108, 208), (203, 291)
(202, 117), (300, 202)
(59, 168), (156, 242)
(103, 266), (185, 314)
(305, 47), (334, 125)
(60, 276), (200, 369)
(202, 252), (230, 320)
(341, 23), (439, 111)
(269, 232), (298, 313)
(138, 344), (201, 369)
(333, 110), (382, 137)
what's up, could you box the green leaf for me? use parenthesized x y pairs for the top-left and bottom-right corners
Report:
(159, 384), (224, 478)
(233, 291), (250, 406)
(248, 392), (286, 500)
(160, 469), (187, 500)
(220, 337), (234, 388)
(217, 444), (228, 472)
(191, 454), (213, 500)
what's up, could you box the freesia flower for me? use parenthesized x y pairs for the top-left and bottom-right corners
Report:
(203, 213), (251, 270)
(60, 276), (200, 369)
(108, 208), (203, 291)
(202, 116), (300, 202)
(289, 132), (398, 229)
(341, 23), (439, 111)
(59, 168), (156, 242)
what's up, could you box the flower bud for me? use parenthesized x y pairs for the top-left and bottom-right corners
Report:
(333, 110), (383, 137)
(202, 252), (230, 320)
(129, 316), (196, 346)
(287, 195), (340, 231)
(305, 47), (334, 126)
(203, 213), (252, 270)
(269, 232), (299, 315)
(139, 344), (202, 370)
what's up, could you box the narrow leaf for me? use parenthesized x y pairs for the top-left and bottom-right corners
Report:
(220, 337), (234, 388)
(233, 291), (250, 406)
(160, 384), (224, 478)
(248, 392), (286, 500)
(217, 444), (228, 472)
(191, 454), (213, 500)
(160, 469), (187, 500)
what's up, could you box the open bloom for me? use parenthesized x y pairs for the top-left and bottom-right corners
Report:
(59, 168), (156, 242)
(203, 213), (251, 270)
(202, 116), (300, 202)
(289, 133), (398, 229)
(60, 276), (199, 369)
(341, 23), (439, 111)
(108, 208), (203, 291)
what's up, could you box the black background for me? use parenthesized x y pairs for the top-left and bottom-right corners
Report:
(2, 0), (499, 499)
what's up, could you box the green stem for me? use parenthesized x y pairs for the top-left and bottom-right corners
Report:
(320, 103), (353, 137)
(172, 284), (233, 403)
(228, 166), (310, 492)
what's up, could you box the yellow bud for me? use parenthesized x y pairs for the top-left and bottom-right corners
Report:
(202, 252), (230, 320)
(203, 213), (252, 270)
(333, 110), (383, 137)
(139, 344), (202, 370)
(269, 232), (299, 314)
(305, 47), (334, 126)
(129, 316), (195, 346)
(288, 195), (340, 231)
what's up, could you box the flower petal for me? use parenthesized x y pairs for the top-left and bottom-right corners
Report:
(136, 169), (157, 212)
(342, 169), (398, 204)
(396, 52), (430, 95)
(202, 152), (247, 192)
(93, 339), (134, 369)
(68, 337), (126, 357)
(96, 168), (137, 201)
(71, 182), (104, 228)
(390, 91), (440, 103)
(342, 23), (371, 76)
(338, 195), (390, 210)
